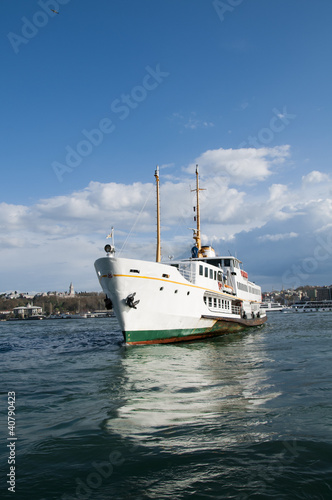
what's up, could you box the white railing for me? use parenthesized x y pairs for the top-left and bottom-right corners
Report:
(232, 305), (241, 315)
(177, 265), (195, 284)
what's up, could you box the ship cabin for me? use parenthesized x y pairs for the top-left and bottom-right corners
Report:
(169, 245), (261, 304)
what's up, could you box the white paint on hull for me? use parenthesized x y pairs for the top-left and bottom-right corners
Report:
(94, 256), (266, 335)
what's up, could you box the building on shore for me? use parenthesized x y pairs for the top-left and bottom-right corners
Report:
(317, 286), (332, 301)
(13, 304), (43, 319)
(0, 310), (11, 320)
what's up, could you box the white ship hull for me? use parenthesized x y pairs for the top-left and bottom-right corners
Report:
(290, 301), (332, 313)
(261, 302), (287, 312)
(95, 255), (267, 345)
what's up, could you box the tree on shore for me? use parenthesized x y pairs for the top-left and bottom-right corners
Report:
(0, 293), (106, 316)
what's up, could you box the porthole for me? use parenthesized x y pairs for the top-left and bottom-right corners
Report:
(160, 287), (164, 291)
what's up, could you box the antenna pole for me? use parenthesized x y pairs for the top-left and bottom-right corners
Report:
(195, 165), (201, 250)
(192, 164), (204, 252)
(155, 166), (161, 262)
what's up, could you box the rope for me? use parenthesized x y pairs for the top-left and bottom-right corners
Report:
(118, 185), (154, 255)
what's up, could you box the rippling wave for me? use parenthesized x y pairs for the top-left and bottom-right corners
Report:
(1, 314), (332, 499)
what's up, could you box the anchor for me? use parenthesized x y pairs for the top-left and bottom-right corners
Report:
(126, 293), (140, 309)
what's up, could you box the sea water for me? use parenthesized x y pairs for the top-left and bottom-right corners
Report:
(1, 313), (331, 499)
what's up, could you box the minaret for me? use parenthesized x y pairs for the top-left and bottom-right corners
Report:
(69, 282), (75, 296)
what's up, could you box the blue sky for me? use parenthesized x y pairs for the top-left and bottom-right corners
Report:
(1, 0), (332, 293)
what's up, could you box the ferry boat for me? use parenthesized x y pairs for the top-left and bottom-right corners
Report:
(94, 166), (267, 345)
(290, 300), (332, 313)
(261, 301), (287, 312)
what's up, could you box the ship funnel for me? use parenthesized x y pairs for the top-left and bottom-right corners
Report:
(200, 246), (216, 258)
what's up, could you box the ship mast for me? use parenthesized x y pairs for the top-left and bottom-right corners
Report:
(192, 164), (204, 252)
(155, 165), (161, 262)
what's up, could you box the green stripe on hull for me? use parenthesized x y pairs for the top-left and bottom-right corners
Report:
(125, 321), (248, 345)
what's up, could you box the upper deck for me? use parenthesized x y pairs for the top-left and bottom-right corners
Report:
(170, 255), (261, 302)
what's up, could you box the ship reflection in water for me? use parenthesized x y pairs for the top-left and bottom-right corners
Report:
(103, 329), (280, 451)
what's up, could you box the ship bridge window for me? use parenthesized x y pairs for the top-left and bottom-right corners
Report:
(205, 267), (208, 277)
(206, 259), (223, 268)
(209, 269), (213, 279)
(224, 259), (230, 267)
(237, 282), (248, 292)
(199, 265), (203, 276)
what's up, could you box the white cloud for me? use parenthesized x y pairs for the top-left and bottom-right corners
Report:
(172, 111), (214, 131)
(0, 202), (29, 230)
(302, 170), (329, 184)
(268, 183), (288, 201)
(186, 146), (290, 185)
(1, 147), (332, 293)
(258, 232), (299, 242)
